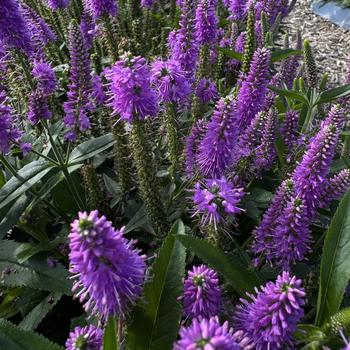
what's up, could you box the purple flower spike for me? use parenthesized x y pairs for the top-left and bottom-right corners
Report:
(321, 169), (350, 207)
(272, 196), (312, 268)
(192, 177), (244, 228)
(198, 97), (238, 177)
(195, 78), (218, 104)
(64, 22), (93, 139)
(21, 4), (56, 49)
(47, 0), (70, 10)
(106, 53), (158, 122)
(281, 110), (299, 152)
(174, 317), (240, 350)
(65, 325), (102, 350)
(91, 74), (107, 106)
(183, 265), (221, 319)
(27, 90), (52, 125)
(32, 60), (57, 95)
(321, 104), (345, 129)
(0, 0), (33, 55)
(237, 47), (271, 130)
(83, 0), (117, 19)
(151, 59), (191, 107)
(234, 271), (305, 349)
(252, 179), (294, 261)
(185, 119), (207, 177)
(0, 92), (23, 155)
(69, 211), (146, 318)
(228, 0), (247, 21)
(170, 0), (199, 79)
(292, 123), (340, 216)
(80, 10), (97, 49)
(195, 0), (218, 46)
(254, 109), (277, 171)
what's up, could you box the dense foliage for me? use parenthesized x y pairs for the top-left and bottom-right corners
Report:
(1, 0), (350, 349)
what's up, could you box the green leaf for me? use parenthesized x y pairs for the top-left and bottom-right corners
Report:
(175, 235), (262, 295)
(127, 221), (186, 350)
(270, 49), (302, 63)
(0, 319), (64, 350)
(103, 316), (118, 350)
(68, 133), (115, 164)
(316, 189), (350, 326)
(318, 83), (350, 104)
(0, 161), (54, 211)
(295, 324), (327, 343)
(217, 47), (242, 61)
(267, 85), (309, 105)
(0, 170), (5, 189)
(0, 240), (72, 295)
(125, 206), (153, 234)
(0, 194), (31, 239)
(19, 292), (62, 331)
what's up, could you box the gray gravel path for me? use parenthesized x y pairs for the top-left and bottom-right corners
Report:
(282, 0), (350, 85)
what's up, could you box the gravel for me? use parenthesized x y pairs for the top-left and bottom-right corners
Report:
(282, 0), (350, 85)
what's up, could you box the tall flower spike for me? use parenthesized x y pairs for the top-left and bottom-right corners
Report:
(292, 123), (340, 216)
(185, 119), (207, 177)
(241, 5), (256, 75)
(69, 211), (146, 318)
(0, 92), (23, 155)
(195, 77), (218, 104)
(198, 97), (238, 177)
(183, 265), (221, 319)
(303, 40), (317, 88)
(320, 169), (350, 208)
(321, 104), (345, 129)
(281, 110), (299, 153)
(47, 0), (70, 10)
(0, 0), (33, 55)
(21, 4), (56, 49)
(65, 325), (103, 350)
(106, 53), (158, 123)
(32, 60), (57, 95)
(254, 109), (277, 171)
(174, 317), (240, 350)
(234, 271), (305, 349)
(237, 47), (271, 130)
(228, 0), (247, 21)
(192, 177), (244, 228)
(195, 0), (218, 46)
(64, 21), (93, 141)
(170, 0), (199, 79)
(252, 179), (294, 262)
(271, 195), (312, 267)
(83, 0), (117, 19)
(231, 111), (268, 168)
(185, 119), (206, 177)
(27, 89), (52, 125)
(150, 59), (191, 108)
(280, 37), (301, 90)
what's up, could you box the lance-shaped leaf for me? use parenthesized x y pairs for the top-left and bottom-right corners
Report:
(0, 319), (64, 350)
(316, 189), (350, 326)
(126, 221), (186, 350)
(68, 133), (115, 164)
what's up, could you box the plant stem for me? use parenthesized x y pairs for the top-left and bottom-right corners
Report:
(42, 121), (85, 210)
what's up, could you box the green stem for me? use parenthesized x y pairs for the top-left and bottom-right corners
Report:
(130, 119), (169, 235)
(42, 121), (85, 210)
